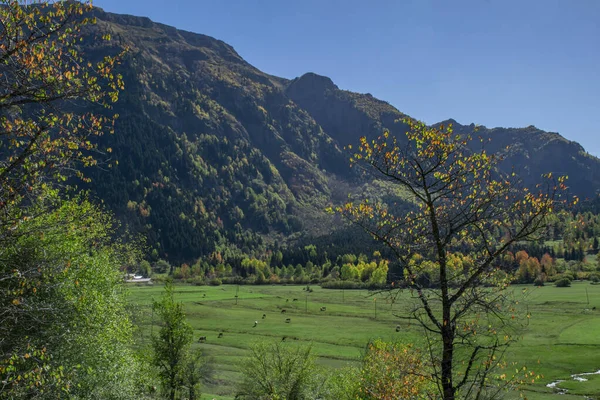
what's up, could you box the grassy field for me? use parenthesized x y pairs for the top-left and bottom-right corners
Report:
(128, 282), (600, 399)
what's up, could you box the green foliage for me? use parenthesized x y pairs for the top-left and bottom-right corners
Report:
(138, 260), (153, 277)
(556, 278), (572, 287)
(236, 341), (325, 400)
(209, 278), (222, 286)
(322, 366), (361, 400)
(181, 349), (204, 400)
(155, 259), (172, 274)
(152, 280), (195, 399)
(0, 2), (150, 398)
(0, 196), (143, 399)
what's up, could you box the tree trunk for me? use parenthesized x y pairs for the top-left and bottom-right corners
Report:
(441, 326), (455, 400)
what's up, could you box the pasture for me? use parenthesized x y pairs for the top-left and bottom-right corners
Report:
(128, 282), (600, 399)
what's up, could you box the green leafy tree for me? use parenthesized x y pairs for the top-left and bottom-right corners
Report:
(152, 280), (194, 400)
(155, 259), (172, 274)
(369, 261), (389, 285)
(337, 120), (568, 399)
(0, 196), (143, 399)
(340, 263), (355, 281)
(138, 260), (153, 277)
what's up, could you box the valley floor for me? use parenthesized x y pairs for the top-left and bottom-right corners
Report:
(128, 282), (600, 399)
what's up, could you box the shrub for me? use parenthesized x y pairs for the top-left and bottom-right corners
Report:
(189, 276), (205, 286)
(236, 342), (322, 399)
(589, 273), (600, 283)
(551, 273), (573, 283)
(566, 271), (578, 280)
(555, 278), (572, 287)
(533, 278), (545, 287)
(208, 278), (222, 286)
(151, 274), (169, 283)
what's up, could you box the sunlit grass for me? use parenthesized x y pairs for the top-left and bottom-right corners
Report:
(128, 281), (600, 399)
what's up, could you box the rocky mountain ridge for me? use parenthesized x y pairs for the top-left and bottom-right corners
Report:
(80, 8), (599, 261)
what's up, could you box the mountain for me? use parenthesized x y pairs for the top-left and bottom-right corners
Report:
(79, 8), (600, 262)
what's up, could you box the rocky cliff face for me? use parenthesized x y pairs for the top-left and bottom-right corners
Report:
(80, 8), (600, 261)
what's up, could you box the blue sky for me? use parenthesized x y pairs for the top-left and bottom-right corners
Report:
(95, 0), (600, 156)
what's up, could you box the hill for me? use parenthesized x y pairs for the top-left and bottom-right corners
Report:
(79, 8), (600, 262)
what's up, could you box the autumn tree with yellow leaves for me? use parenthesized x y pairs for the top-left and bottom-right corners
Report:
(0, 0), (124, 223)
(337, 119), (572, 399)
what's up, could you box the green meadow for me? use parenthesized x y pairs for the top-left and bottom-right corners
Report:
(128, 282), (600, 399)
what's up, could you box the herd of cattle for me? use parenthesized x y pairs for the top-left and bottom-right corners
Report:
(195, 297), (332, 343)
(195, 294), (401, 344)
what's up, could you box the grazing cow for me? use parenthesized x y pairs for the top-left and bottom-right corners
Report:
(395, 325), (401, 332)
(253, 321), (258, 327)
(198, 336), (206, 343)
(262, 313), (266, 319)
(320, 306), (326, 311)
(292, 298), (298, 302)
(218, 332), (223, 338)
(285, 318), (291, 323)
(281, 309), (286, 313)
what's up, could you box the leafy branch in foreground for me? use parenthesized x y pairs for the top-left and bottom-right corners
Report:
(0, 0), (125, 231)
(337, 119), (574, 399)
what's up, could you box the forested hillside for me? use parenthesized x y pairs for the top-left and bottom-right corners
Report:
(80, 8), (600, 263)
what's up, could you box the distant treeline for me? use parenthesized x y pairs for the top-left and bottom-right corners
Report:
(124, 204), (600, 287)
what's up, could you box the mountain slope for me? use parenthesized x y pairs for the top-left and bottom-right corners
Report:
(79, 9), (600, 262)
